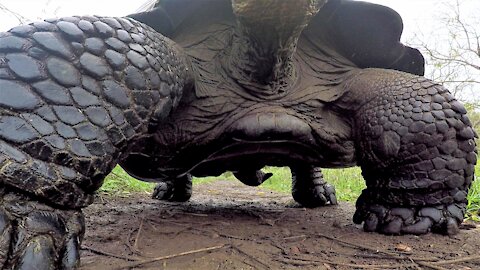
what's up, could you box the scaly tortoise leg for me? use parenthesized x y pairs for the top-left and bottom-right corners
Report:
(344, 69), (476, 235)
(0, 14), (191, 269)
(291, 165), (337, 208)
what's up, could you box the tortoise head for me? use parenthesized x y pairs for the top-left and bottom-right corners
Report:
(229, 0), (327, 93)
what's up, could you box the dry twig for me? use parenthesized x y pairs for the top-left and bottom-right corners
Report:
(112, 244), (227, 270)
(432, 255), (480, 265)
(283, 255), (416, 269)
(81, 246), (139, 261)
(231, 245), (271, 270)
(315, 232), (400, 257)
(415, 261), (449, 270)
(134, 218), (145, 251)
(312, 231), (454, 270)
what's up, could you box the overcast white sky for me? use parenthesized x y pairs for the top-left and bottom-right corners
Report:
(0, 0), (476, 37)
(1, 0), (478, 49)
(1, 0), (478, 41)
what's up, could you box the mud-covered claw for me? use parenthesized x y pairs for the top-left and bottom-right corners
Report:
(324, 183), (337, 205)
(363, 213), (379, 232)
(291, 166), (338, 208)
(152, 182), (174, 200)
(0, 211), (12, 266)
(152, 174), (192, 202)
(17, 236), (56, 270)
(0, 190), (84, 270)
(62, 236), (81, 269)
(401, 217), (433, 235)
(354, 200), (466, 235)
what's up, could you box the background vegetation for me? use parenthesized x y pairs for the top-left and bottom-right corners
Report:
(101, 164), (479, 221)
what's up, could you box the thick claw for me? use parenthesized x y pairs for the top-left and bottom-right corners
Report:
(363, 213), (379, 232)
(324, 183), (338, 205)
(152, 174), (192, 202)
(16, 236), (56, 270)
(292, 166), (338, 208)
(354, 201), (466, 235)
(152, 182), (174, 200)
(62, 236), (81, 269)
(0, 190), (84, 269)
(401, 217), (433, 235)
(0, 211), (12, 266)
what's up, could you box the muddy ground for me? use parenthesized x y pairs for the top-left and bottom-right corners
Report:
(80, 180), (480, 270)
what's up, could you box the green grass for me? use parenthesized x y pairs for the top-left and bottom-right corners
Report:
(100, 165), (479, 221)
(98, 166), (233, 196)
(192, 171), (236, 184)
(322, 167), (366, 202)
(467, 165), (480, 221)
(99, 166), (154, 196)
(258, 167), (293, 194)
(260, 166), (366, 202)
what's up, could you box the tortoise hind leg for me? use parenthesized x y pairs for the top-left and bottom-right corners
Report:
(152, 174), (192, 202)
(291, 165), (337, 208)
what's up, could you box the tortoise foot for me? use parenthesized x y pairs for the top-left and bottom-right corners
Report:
(152, 182), (174, 200)
(152, 174), (192, 202)
(292, 166), (337, 208)
(353, 193), (465, 235)
(0, 189), (84, 270)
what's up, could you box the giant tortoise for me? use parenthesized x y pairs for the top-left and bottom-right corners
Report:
(0, 0), (476, 268)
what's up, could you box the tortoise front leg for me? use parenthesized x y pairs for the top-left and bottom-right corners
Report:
(344, 69), (476, 235)
(291, 165), (337, 208)
(0, 13), (191, 268)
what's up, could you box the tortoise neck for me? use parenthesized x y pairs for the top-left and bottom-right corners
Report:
(226, 34), (297, 95)
(226, 0), (323, 95)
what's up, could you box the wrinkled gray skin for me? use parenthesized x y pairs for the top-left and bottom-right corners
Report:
(0, 0), (476, 268)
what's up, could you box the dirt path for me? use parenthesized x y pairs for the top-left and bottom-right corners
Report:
(80, 180), (480, 270)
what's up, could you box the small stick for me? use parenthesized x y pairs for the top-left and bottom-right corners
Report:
(125, 229), (136, 254)
(355, 253), (438, 262)
(283, 255), (416, 269)
(316, 232), (399, 257)
(195, 228), (261, 243)
(133, 218), (145, 251)
(276, 257), (317, 266)
(270, 241), (289, 255)
(432, 255), (480, 265)
(231, 245), (271, 270)
(415, 261), (449, 270)
(282, 234), (307, 241)
(316, 232), (453, 269)
(81, 246), (139, 261)
(183, 212), (209, 217)
(112, 244), (226, 270)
